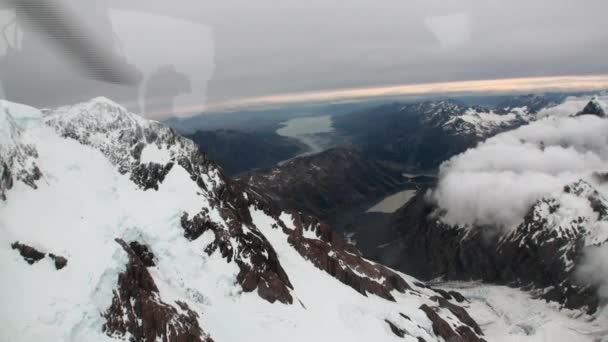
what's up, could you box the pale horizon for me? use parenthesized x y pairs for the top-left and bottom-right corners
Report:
(167, 74), (608, 117)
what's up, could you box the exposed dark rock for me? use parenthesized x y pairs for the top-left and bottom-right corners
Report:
(449, 291), (466, 303)
(283, 211), (410, 301)
(245, 189), (486, 340)
(180, 209), (221, 241)
(399, 313), (411, 321)
(11, 241), (70, 270)
(102, 238), (213, 342)
(128, 241), (155, 267)
(11, 241), (45, 264)
(1, 150), (42, 201)
(385, 319), (407, 337)
(419, 304), (460, 341)
(233, 224), (294, 304)
(419, 304), (486, 342)
(49, 253), (68, 270)
(376, 191), (500, 282)
(0, 161), (13, 201)
(180, 207), (294, 305)
(381, 181), (604, 314)
(130, 162), (174, 191)
(431, 296), (483, 336)
(431, 288), (453, 300)
(576, 98), (606, 117)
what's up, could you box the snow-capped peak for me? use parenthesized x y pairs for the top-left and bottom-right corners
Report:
(500, 179), (608, 274)
(442, 107), (523, 138)
(577, 96), (608, 117)
(45, 97), (222, 190)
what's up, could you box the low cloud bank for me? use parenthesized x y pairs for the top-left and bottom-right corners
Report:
(432, 95), (608, 301)
(433, 99), (608, 229)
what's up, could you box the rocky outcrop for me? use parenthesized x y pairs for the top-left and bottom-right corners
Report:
(385, 319), (408, 337)
(48, 254), (68, 270)
(102, 239), (213, 342)
(11, 241), (45, 264)
(246, 190), (486, 341)
(128, 241), (156, 267)
(130, 162), (174, 191)
(419, 303), (486, 342)
(283, 211), (411, 301)
(430, 296), (482, 336)
(576, 97), (607, 117)
(181, 208), (294, 305)
(11, 241), (68, 270)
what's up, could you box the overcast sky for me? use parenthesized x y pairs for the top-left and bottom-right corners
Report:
(1, 0), (607, 118)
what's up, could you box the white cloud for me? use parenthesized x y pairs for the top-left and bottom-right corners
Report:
(577, 247), (608, 299)
(432, 96), (608, 229)
(433, 95), (608, 299)
(537, 94), (608, 119)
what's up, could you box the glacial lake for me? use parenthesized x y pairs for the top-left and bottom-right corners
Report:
(367, 190), (417, 213)
(276, 115), (334, 161)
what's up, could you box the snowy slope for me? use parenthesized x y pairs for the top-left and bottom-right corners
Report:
(0, 98), (485, 342)
(437, 282), (608, 342)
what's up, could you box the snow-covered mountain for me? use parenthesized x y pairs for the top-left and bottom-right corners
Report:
(440, 107), (526, 138)
(403, 99), (530, 139)
(496, 179), (608, 312)
(0, 98), (485, 342)
(380, 95), (608, 315)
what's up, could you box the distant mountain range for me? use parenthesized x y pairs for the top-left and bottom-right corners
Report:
(332, 94), (566, 171)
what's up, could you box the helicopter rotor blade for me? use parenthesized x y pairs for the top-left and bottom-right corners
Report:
(2, 0), (141, 85)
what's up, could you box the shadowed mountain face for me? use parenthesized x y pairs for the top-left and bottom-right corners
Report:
(379, 181), (607, 315)
(238, 147), (408, 223)
(332, 101), (474, 171)
(187, 129), (304, 175)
